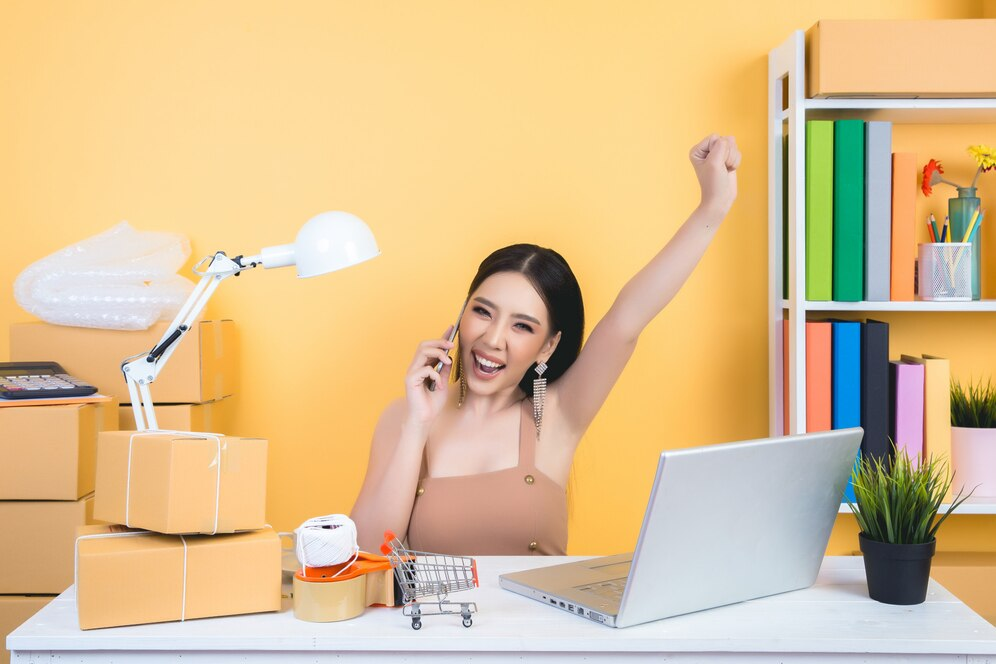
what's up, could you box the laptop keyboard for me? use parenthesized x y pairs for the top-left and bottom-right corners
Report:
(575, 577), (627, 602)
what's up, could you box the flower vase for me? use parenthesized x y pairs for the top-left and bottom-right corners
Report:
(948, 187), (981, 300)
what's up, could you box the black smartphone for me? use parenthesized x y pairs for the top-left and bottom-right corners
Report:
(427, 299), (468, 392)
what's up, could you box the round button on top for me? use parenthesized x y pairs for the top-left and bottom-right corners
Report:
(416, 486), (425, 497)
(528, 541), (538, 551)
(524, 474), (535, 485)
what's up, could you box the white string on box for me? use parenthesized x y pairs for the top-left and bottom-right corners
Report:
(126, 430), (224, 534)
(295, 514), (359, 579)
(74, 530), (191, 622)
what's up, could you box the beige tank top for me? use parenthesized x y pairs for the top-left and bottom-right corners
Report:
(407, 400), (568, 556)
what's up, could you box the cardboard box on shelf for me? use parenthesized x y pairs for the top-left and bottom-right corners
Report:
(117, 399), (234, 434)
(9, 320), (238, 404)
(0, 495), (96, 594)
(94, 431), (267, 534)
(806, 19), (996, 98)
(0, 402), (115, 500)
(0, 596), (54, 664)
(75, 525), (281, 630)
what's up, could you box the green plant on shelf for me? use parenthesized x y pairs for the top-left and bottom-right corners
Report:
(951, 378), (996, 428)
(846, 448), (973, 545)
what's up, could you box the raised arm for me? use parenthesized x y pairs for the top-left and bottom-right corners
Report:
(555, 135), (741, 436)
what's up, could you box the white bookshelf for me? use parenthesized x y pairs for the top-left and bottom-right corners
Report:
(767, 31), (996, 515)
(839, 495), (996, 515)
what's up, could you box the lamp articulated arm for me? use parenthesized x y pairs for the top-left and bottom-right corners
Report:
(119, 211), (381, 432)
(122, 252), (255, 431)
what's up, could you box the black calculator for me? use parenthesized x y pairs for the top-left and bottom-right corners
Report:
(0, 362), (98, 400)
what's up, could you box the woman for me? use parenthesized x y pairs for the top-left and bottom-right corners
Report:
(352, 134), (740, 554)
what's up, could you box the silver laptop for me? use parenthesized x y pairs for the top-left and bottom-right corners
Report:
(499, 428), (863, 628)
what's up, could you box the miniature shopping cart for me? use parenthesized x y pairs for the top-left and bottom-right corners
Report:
(380, 531), (479, 630)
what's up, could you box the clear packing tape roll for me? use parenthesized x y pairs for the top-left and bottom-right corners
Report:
(14, 221), (195, 330)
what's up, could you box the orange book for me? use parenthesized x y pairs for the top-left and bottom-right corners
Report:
(806, 321), (832, 432)
(890, 152), (917, 301)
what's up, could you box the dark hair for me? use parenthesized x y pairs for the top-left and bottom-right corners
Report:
(459, 243), (585, 397)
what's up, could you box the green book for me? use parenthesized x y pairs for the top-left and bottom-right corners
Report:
(806, 121), (833, 301)
(832, 119), (865, 302)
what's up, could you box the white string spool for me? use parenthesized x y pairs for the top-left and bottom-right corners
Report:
(295, 514), (359, 577)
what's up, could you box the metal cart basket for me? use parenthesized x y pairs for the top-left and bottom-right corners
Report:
(380, 531), (479, 630)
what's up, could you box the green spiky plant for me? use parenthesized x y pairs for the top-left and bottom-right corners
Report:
(846, 449), (974, 545)
(951, 378), (996, 428)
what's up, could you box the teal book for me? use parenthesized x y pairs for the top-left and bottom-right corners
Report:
(806, 121), (833, 301)
(833, 119), (865, 302)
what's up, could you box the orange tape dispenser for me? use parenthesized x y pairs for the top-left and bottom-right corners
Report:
(293, 551), (402, 622)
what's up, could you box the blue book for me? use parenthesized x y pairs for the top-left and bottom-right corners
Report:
(831, 320), (862, 502)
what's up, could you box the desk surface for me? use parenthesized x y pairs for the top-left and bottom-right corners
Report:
(8, 556), (996, 663)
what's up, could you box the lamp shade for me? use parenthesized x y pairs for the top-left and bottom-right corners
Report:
(260, 211), (380, 278)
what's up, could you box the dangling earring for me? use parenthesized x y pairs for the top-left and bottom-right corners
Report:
(458, 362), (467, 408)
(532, 362), (547, 440)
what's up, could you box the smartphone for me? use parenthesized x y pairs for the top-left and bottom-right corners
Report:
(426, 299), (468, 392)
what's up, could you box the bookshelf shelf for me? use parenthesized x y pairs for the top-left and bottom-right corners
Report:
(805, 98), (996, 124)
(839, 496), (996, 515)
(779, 299), (996, 312)
(768, 30), (996, 437)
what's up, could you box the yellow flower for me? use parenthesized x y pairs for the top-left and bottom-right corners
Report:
(969, 145), (996, 173)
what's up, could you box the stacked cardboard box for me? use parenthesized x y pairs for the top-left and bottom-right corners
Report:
(0, 596), (54, 664)
(0, 397), (114, 656)
(11, 320), (239, 432)
(8, 320), (280, 630)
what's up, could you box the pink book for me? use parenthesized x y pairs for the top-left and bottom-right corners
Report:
(890, 361), (924, 459)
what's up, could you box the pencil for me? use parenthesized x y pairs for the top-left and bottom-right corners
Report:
(927, 221), (937, 243)
(960, 208), (982, 244)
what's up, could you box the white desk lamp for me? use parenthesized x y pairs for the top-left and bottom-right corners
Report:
(122, 211), (379, 431)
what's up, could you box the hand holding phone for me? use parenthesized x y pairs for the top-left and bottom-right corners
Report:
(426, 299), (467, 392)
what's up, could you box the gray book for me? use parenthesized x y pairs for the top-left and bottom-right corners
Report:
(864, 121), (892, 301)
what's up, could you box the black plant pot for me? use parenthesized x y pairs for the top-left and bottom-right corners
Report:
(858, 533), (936, 605)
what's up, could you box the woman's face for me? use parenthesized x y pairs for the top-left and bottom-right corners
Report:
(459, 271), (560, 398)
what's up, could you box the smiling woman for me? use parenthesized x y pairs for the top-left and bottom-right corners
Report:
(350, 134), (742, 555)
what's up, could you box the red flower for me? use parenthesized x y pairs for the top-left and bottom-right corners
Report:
(922, 159), (944, 197)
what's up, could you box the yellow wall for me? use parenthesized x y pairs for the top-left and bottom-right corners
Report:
(1, 1), (991, 555)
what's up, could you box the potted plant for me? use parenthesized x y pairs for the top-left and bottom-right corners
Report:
(951, 378), (996, 498)
(847, 450), (973, 605)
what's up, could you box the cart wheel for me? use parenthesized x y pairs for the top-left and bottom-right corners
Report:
(462, 617), (472, 628)
(412, 618), (422, 630)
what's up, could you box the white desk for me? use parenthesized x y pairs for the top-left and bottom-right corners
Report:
(8, 556), (996, 663)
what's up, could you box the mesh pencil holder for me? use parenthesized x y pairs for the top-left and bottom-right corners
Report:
(917, 243), (972, 301)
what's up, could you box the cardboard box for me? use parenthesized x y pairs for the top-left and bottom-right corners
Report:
(76, 525), (281, 630)
(806, 20), (996, 98)
(9, 320), (238, 404)
(117, 399), (234, 434)
(0, 596), (54, 664)
(94, 430), (267, 534)
(0, 495), (96, 594)
(0, 402), (115, 500)
(932, 552), (996, 626)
